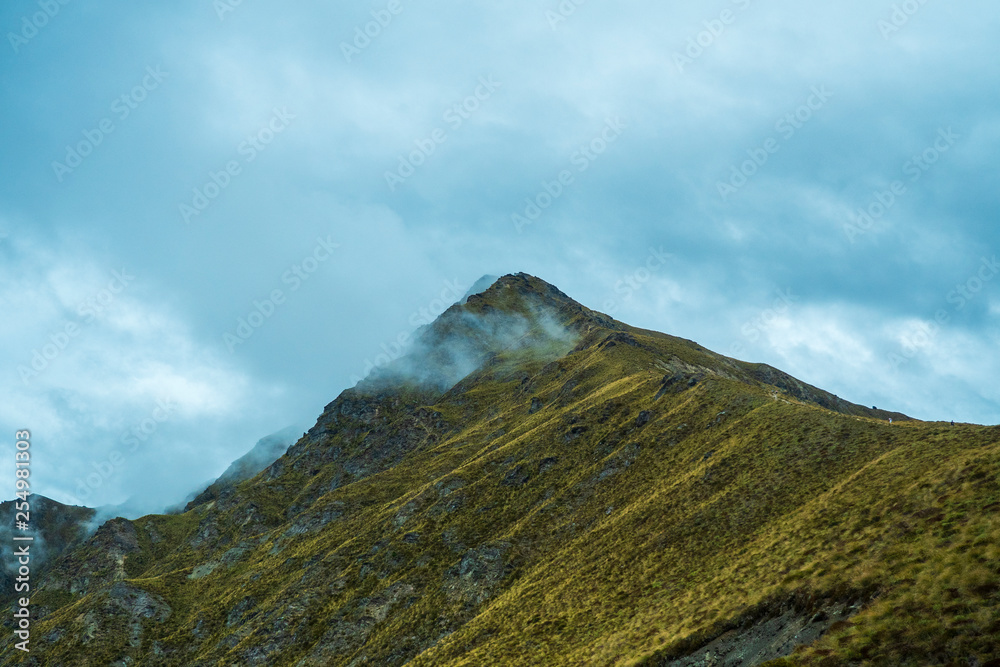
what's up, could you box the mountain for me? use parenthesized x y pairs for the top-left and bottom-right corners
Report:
(185, 425), (302, 511)
(0, 423), (301, 593)
(3, 273), (998, 666)
(459, 273), (500, 304)
(0, 496), (95, 594)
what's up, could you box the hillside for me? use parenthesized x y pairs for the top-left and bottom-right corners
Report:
(3, 273), (998, 666)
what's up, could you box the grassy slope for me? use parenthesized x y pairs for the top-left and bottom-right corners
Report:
(5, 275), (999, 666)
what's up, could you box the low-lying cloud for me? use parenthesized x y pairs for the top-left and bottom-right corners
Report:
(363, 291), (579, 393)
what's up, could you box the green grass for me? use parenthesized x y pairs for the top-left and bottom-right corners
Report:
(5, 274), (999, 666)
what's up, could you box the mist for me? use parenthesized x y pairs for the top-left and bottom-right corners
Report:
(363, 282), (581, 393)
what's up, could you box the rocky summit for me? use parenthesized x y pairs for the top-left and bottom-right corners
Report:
(3, 273), (999, 666)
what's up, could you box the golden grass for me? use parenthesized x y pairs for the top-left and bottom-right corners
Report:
(7, 287), (999, 666)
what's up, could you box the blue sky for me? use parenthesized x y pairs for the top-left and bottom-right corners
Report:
(1, 0), (998, 511)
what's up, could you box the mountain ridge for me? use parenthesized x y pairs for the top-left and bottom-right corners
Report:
(3, 272), (996, 666)
(185, 425), (302, 511)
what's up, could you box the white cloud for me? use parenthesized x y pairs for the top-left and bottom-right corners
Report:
(0, 232), (285, 510)
(1, 0), (998, 515)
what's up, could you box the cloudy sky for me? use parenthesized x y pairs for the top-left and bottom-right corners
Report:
(1, 1), (998, 512)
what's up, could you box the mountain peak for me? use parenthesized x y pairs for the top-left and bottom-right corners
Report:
(354, 273), (906, 423)
(359, 273), (584, 394)
(466, 272), (579, 310)
(16, 272), (986, 667)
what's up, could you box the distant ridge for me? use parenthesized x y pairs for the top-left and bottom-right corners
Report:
(459, 274), (500, 304)
(185, 425), (301, 510)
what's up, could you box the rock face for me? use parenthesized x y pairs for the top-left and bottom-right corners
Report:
(299, 581), (417, 665)
(651, 598), (867, 666)
(444, 543), (512, 606)
(4, 273), (999, 667)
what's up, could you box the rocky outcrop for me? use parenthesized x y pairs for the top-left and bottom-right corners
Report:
(444, 543), (513, 606)
(647, 594), (873, 667)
